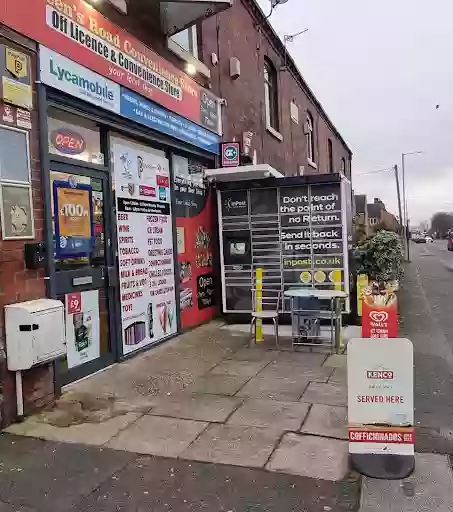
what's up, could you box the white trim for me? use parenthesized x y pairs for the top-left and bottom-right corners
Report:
(307, 158), (317, 169)
(266, 125), (283, 141)
(204, 164), (284, 182)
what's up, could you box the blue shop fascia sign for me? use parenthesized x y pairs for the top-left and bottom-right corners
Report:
(39, 47), (221, 154)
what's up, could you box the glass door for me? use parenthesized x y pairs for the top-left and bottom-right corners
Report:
(50, 161), (117, 386)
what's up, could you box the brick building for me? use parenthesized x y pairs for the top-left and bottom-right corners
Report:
(200, 0), (352, 176)
(0, 0), (351, 427)
(367, 198), (400, 235)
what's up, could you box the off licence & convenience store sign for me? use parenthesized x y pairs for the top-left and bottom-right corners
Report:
(0, 0), (220, 133)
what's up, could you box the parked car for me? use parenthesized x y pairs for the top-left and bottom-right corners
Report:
(425, 235), (433, 243)
(412, 233), (426, 243)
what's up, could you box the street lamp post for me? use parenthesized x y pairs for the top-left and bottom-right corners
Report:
(401, 151), (423, 261)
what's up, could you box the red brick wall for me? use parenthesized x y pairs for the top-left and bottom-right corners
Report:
(0, 30), (52, 427)
(200, 0), (351, 175)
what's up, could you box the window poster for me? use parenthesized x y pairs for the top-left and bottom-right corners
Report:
(65, 290), (100, 368)
(112, 137), (177, 355)
(173, 155), (217, 329)
(53, 179), (94, 258)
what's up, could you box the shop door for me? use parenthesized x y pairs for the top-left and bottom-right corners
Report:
(50, 162), (117, 386)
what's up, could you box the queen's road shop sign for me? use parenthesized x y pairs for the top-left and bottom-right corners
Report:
(347, 337), (415, 479)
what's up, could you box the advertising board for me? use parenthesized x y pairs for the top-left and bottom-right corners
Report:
(1, 0), (221, 134)
(112, 137), (177, 355)
(39, 47), (220, 154)
(348, 337), (414, 479)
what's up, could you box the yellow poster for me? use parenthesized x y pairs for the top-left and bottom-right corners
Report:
(2, 76), (32, 109)
(357, 274), (369, 317)
(57, 187), (92, 238)
(5, 48), (28, 79)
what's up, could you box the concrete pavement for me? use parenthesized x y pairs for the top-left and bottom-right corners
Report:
(6, 322), (353, 483)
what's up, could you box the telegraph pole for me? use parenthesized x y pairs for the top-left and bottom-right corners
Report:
(394, 164), (407, 260)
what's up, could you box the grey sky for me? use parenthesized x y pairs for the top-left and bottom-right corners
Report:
(257, 0), (453, 225)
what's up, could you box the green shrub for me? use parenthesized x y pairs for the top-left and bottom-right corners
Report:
(353, 230), (403, 282)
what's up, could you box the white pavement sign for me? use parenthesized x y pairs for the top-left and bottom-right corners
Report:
(112, 137), (177, 355)
(348, 338), (414, 456)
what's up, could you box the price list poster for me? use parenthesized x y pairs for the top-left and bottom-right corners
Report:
(112, 139), (177, 355)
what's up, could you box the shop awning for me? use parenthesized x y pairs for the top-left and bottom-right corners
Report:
(204, 164), (285, 182)
(160, 0), (233, 35)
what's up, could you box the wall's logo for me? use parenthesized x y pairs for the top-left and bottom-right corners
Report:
(139, 185), (156, 197)
(51, 129), (86, 155)
(370, 311), (388, 323)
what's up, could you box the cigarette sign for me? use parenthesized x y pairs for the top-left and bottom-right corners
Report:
(348, 337), (414, 479)
(221, 142), (240, 167)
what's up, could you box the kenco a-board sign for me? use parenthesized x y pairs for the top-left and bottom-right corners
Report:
(348, 338), (414, 479)
(0, 0), (221, 134)
(221, 142), (240, 167)
(39, 47), (220, 154)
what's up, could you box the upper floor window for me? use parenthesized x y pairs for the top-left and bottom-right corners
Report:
(340, 157), (346, 175)
(328, 138), (333, 173)
(306, 112), (315, 164)
(170, 26), (198, 58)
(264, 58), (279, 132)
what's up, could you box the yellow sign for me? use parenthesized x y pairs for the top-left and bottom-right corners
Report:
(2, 76), (32, 109)
(314, 270), (326, 283)
(255, 267), (263, 343)
(57, 187), (92, 238)
(329, 269), (343, 291)
(300, 271), (312, 284)
(356, 274), (369, 317)
(5, 48), (28, 79)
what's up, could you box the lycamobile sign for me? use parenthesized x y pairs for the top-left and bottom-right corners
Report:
(40, 46), (120, 112)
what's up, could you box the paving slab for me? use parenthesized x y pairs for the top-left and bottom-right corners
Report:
(235, 374), (309, 402)
(259, 361), (332, 382)
(210, 359), (270, 377)
(227, 399), (310, 433)
(181, 424), (279, 468)
(301, 382), (347, 407)
(323, 354), (347, 369)
(328, 367), (348, 385)
(301, 404), (348, 440)
(274, 351), (327, 366)
(360, 453), (453, 511)
(187, 373), (250, 396)
(267, 433), (349, 481)
(107, 415), (208, 458)
(5, 413), (140, 446)
(227, 347), (278, 363)
(149, 393), (242, 422)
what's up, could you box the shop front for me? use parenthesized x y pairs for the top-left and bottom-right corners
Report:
(0, 0), (222, 386)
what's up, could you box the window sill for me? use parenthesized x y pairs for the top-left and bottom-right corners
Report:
(167, 39), (211, 79)
(266, 125), (283, 141)
(307, 159), (317, 169)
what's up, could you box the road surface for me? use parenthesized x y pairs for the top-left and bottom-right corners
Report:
(401, 240), (453, 453)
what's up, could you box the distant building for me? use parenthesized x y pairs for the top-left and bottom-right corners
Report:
(367, 198), (400, 234)
(353, 194), (369, 241)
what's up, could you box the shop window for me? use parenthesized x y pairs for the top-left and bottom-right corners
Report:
(170, 27), (198, 59)
(48, 109), (103, 164)
(264, 58), (280, 133)
(0, 125), (31, 183)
